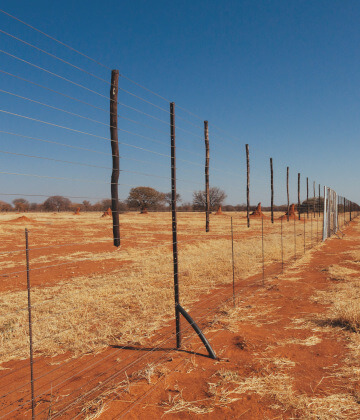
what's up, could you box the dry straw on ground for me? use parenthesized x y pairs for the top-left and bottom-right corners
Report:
(0, 211), (322, 365)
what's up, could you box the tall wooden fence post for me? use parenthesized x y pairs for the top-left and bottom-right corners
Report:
(344, 197), (346, 225)
(298, 173), (301, 220)
(318, 184), (321, 218)
(204, 121), (210, 232)
(313, 181), (316, 217)
(110, 69), (120, 247)
(287, 166), (289, 222)
(246, 144), (250, 227)
(170, 102), (181, 348)
(350, 201), (352, 221)
(306, 177), (309, 218)
(270, 158), (274, 223)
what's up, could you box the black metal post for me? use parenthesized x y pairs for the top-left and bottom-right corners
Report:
(25, 229), (35, 420)
(170, 102), (181, 348)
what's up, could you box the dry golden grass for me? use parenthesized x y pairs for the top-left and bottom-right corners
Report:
(0, 211), (323, 365)
(161, 366), (360, 418)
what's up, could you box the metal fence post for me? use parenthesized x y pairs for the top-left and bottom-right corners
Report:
(170, 102), (181, 348)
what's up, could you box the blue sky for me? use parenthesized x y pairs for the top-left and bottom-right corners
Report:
(0, 1), (359, 206)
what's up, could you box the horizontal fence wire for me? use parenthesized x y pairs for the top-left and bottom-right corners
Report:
(0, 9), (359, 419)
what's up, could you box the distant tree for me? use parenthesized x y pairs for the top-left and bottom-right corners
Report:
(118, 201), (128, 212)
(12, 198), (29, 212)
(178, 202), (193, 212)
(69, 203), (81, 212)
(192, 187), (227, 211)
(164, 192), (181, 207)
(29, 202), (42, 212)
(223, 205), (235, 212)
(82, 200), (92, 211)
(127, 187), (165, 211)
(43, 196), (71, 212)
(299, 197), (324, 214)
(92, 199), (126, 212)
(0, 201), (12, 212)
(98, 199), (112, 211)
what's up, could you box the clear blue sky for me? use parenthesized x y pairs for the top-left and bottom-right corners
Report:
(0, 0), (359, 206)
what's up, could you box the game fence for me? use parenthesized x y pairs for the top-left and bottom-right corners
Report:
(0, 10), (359, 418)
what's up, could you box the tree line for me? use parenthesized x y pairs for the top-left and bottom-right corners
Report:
(0, 187), (332, 213)
(0, 187), (228, 213)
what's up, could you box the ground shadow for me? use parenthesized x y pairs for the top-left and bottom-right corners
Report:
(110, 344), (211, 358)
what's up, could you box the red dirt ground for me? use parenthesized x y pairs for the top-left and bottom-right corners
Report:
(1, 218), (360, 418)
(3, 216), (37, 224)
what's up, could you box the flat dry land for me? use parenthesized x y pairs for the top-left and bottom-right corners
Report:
(1, 211), (359, 419)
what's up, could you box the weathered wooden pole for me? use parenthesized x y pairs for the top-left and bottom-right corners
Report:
(270, 158), (274, 223)
(246, 144), (250, 227)
(298, 173), (301, 220)
(110, 69), (120, 247)
(318, 184), (321, 217)
(306, 177), (309, 218)
(344, 197), (346, 225)
(313, 181), (316, 217)
(350, 201), (352, 221)
(170, 102), (181, 348)
(204, 121), (210, 232)
(287, 167), (289, 222)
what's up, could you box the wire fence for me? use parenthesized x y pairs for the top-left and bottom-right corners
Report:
(0, 9), (359, 419)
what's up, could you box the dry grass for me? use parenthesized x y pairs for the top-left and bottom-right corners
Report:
(0, 212), (323, 365)
(162, 367), (360, 418)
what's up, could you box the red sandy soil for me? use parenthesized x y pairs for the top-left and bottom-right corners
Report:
(1, 219), (360, 418)
(249, 202), (265, 218)
(3, 216), (37, 224)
